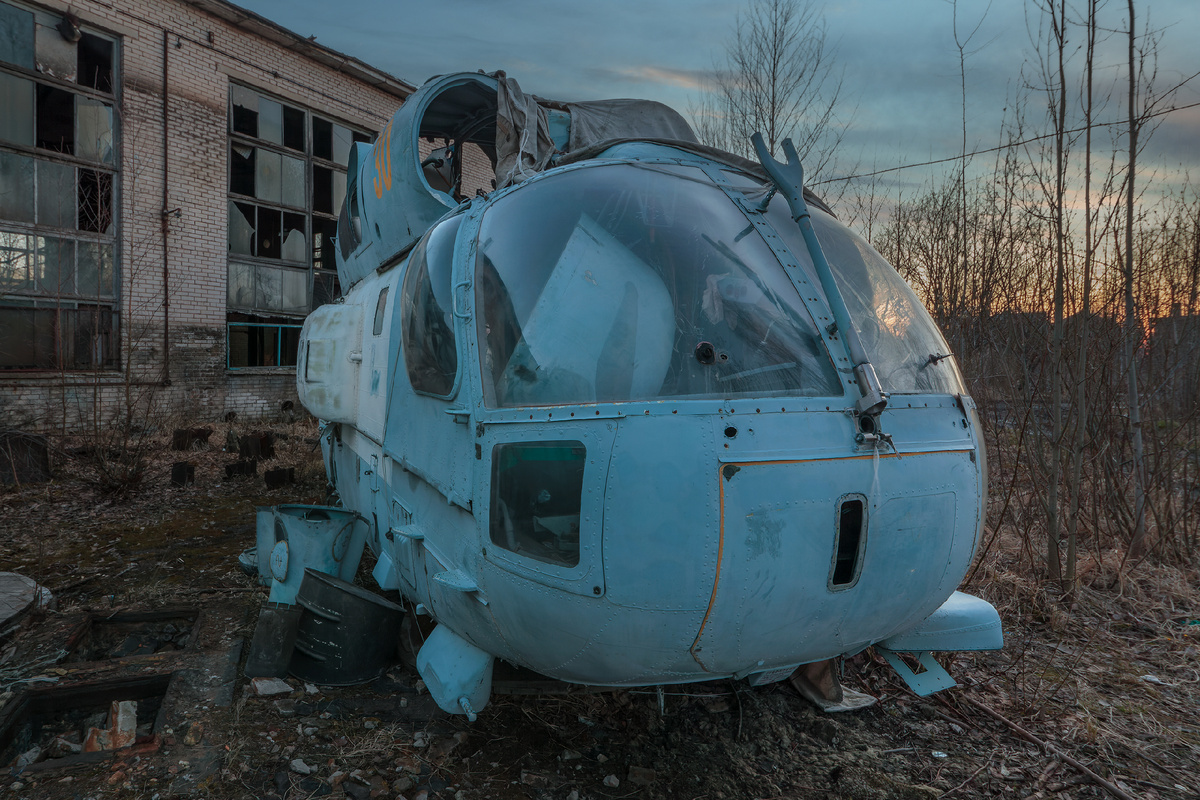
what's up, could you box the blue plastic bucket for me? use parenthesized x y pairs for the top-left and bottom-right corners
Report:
(266, 505), (366, 604)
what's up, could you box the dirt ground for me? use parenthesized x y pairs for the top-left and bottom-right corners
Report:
(1, 418), (1197, 800)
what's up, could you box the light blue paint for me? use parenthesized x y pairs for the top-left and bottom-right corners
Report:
(298, 73), (1002, 716)
(264, 505), (366, 604)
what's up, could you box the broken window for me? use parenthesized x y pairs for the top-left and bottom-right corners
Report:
(226, 316), (301, 369)
(489, 441), (585, 568)
(0, 6), (119, 375)
(35, 17), (76, 81)
(281, 212), (305, 262)
(312, 117), (332, 161)
(230, 144), (255, 196)
(283, 106), (304, 151)
(77, 169), (112, 233)
(35, 84), (73, 153)
(312, 165), (332, 214)
(311, 217), (337, 272)
(228, 202), (255, 256)
(77, 33), (112, 93)
(227, 84), (369, 364)
(312, 271), (339, 310)
(256, 207), (281, 259)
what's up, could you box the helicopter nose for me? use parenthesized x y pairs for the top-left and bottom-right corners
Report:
(689, 454), (969, 674)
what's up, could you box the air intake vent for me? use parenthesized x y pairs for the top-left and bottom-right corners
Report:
(830, 495), (866, 589)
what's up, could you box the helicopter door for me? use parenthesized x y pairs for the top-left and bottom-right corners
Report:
(476, 422), (615, 597)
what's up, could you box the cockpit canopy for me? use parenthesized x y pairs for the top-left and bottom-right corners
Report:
(472, 157), (962, 407)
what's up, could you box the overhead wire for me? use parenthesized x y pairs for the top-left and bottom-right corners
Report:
(813, 97), (1200, 186)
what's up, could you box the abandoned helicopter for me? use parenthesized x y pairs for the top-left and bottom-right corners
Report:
(294, 71), (1001, 719)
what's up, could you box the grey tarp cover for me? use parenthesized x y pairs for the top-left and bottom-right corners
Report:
(493, 71), (699, 189)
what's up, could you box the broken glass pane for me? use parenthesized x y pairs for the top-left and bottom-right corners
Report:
(0, 150), (35, 223)
(281, 212), (305, 262)
(232, 85), (258, 137)
(36, 235), (75, 295)
(0, 232), (33, 291)
(230, 144), (255, 196)
(35, 20), (76, 81)
(255, 148), (281, 204)
(312, 116), (332, 161)
(312, 165), (332, 214)
(312, 271), (339, 309)
(76, 98), (113, 164)
(255, 264), (282, 311)
(0, 71), (34, 146)
(77, 33), (113, 93)
(228, 201), (255, 256)
(227, 261), (254, 308)
(281, 267), (307, 312)
(312, 217), (337, 271)
(37, 160), (74, 228)
(0, 2), (33, 69)
(259, 97), (282, 145)
(77, 241), (114, 297)
(257, 206), (281, 259)
(283, 105), (304, 151)
(332, 124), (352, 166)
(78, 169), (113, 233)
(36, 84), (74, 154)
(281, 154), (304, 208)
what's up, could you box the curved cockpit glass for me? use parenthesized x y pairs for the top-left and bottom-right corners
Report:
(475, 164), (843, 407)
(762, 200), (965, 394)
(402, 213), (465, 396)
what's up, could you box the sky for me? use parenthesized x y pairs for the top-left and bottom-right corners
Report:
(235, 0), (1200, 198)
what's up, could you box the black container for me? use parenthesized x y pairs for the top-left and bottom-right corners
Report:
(289, 569), (405, 685)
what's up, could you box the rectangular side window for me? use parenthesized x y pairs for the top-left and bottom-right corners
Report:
(490, 441), (585, 568)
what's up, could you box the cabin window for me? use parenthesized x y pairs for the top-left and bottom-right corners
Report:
(372, 286), (388, 336)
(489, 441), (585, 568)
(766, 201), (966, 395)
(226, 83), (372, 369)
(474, 163), (842, 407)
(401, 214), (463, 396)
(0, 2), (119, 372)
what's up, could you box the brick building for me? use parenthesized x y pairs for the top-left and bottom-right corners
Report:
(0, 0), (415, 432)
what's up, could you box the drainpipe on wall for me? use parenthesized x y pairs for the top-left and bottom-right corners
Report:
(159, 31), (172, 386)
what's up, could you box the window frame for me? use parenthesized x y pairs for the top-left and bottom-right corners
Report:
(0, 0), (120, 374)
(225, 82), (372, 370)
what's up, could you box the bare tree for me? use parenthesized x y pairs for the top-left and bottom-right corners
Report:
(693, 0), (850, 179)
(1123, 0), (1148, 557)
